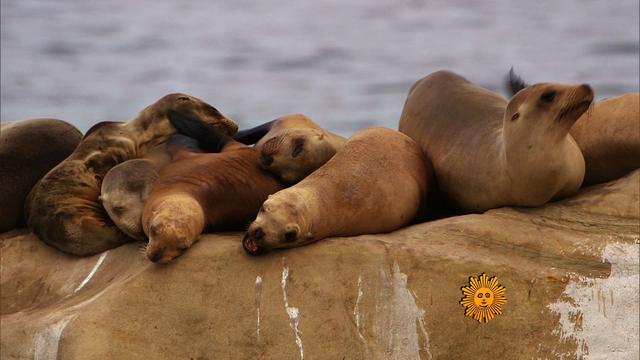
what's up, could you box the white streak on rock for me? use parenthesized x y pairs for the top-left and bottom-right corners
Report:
(255, 275), (262, 339)
(281, 261), (304, 359)
(74, 251), (108, 292)
(33, 316), (75, 360)
(354, 274), (366, 342)
(372, 261), (432, 360)
(548, 242), (639, 359)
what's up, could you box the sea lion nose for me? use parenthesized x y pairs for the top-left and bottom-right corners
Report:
(252, 227), (265, 240)
(260, 153), (273, 167)
(148, 248), (164, 263)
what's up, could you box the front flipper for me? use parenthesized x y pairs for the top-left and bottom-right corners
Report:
(165, 134), (203, 161)
(232, 120), (277, 145)
(168, 110), (232, 153)
(506, 67), (528, 96)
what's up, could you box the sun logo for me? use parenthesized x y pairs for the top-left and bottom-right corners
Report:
(460, 273), (507, 323)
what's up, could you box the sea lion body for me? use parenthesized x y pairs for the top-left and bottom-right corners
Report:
(142, 112), (284, 263)
(26, 94), (238, 255)
(571, 93), (640, 185)
(235, 114), (346, 183)
(243, 127), (431, 254)
(0, 119), (82, 232)
(399, 71), (590, 213)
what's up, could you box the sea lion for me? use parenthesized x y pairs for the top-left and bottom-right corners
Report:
(99, 143), (176, 240)
(0, 118), (82, 233)
(234, 114), (346, 183)
(508, 70), (640, 186)
(142, 111), (285, 264)
(243, 127), (431, 255)
(25, 94), (238, 256)
(399, 70), (591, 213)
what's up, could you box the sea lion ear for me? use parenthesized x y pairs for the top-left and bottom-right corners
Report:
(292, 138), (305, 158)
(507, 67), (528, 96)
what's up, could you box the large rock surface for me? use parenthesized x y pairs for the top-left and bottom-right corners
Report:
(2, 170), (639, 360)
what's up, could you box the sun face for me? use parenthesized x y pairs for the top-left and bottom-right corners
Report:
(460, 273), (507, 323)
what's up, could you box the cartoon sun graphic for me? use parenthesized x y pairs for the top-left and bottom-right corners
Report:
(460, 273), (507, 323)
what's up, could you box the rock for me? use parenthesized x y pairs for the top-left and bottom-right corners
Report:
(1, 170), (638, 360)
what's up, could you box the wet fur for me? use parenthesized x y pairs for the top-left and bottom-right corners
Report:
(25, 94), (238, 256)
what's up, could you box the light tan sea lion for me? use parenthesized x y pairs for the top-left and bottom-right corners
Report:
(0, 119), (82, 233)
(234, 114), (346, 183)
(25, 94), (238, 256)
(399, 70), (591, 213)
(243, 127), (432, 255)
(508, 70), (640, 186)
(142, 111), (285, 264)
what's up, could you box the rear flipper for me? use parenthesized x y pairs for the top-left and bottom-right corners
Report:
(232, 120), (277, 145)
(506, 67), (528, 96)
(168, 110), (232, 153)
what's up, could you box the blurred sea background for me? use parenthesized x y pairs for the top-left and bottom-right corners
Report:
(1, 0), (639, 135)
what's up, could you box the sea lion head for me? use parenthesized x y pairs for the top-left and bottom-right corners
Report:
(134, 93), (238, 146)
(143, 193), (205, 264)
(259, 128), (336, 184)
(243, 190), (313, 255)
(505, 82), (594, 141)
(101, 159), (158, 240)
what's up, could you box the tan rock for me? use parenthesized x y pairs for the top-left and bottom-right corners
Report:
(2, 171), (638, 360)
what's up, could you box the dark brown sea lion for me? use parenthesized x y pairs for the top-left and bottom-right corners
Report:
(25, 94), (238, 256)
(0, 118), (82, 233)
(142, 111), (285, 264)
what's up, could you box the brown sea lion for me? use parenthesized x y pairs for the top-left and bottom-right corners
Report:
(508, 69), (640, 186)
(234, 114), (346, 183)
(25, 94), (238, 256)
(99, 143), (176, 240)
(399, 70), (591, 213)
(142, 111), (285, 264)
(0, 118), (82, 233)
(243, 127), (432, 255)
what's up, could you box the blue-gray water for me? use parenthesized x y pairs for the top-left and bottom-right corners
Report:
(2, 0), (639, 135)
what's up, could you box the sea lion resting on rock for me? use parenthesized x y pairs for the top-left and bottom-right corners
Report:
(234, 114), (346, 183)
(142, 111), (285, 264)
(26, 94), (238, 256)
(399, 70), (592, 213)
(100, 143), (177, 241)
(0, 119), (82, 233)
(243, 127), (432, 255)
(508, 70), (640, 186)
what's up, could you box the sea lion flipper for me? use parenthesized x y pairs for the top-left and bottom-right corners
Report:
(232, 120), (278, 145)
(166, 134), (203, 161)
(168, 110), (231, 153)
(507, 67), (528, 96)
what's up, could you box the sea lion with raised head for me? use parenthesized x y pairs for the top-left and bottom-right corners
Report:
(234, 114), (346, 183)
(142, 111), (285, 264)
(508, 69), (640, 186)
(399, 70), (592, 213)
(243, 127), (432, 255)
(0, 118), (82, 233)
(25, 94), (238, 255)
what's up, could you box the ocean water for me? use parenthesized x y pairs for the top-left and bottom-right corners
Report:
(1, 0), (638, 135)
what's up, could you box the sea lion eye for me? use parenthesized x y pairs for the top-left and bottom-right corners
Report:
(292, 138), (305, 158)
(511, 112), (520, 121)
(112, 206), (125, 215)
(177, 96), (191, 102)
(539, 90), (556, 103)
